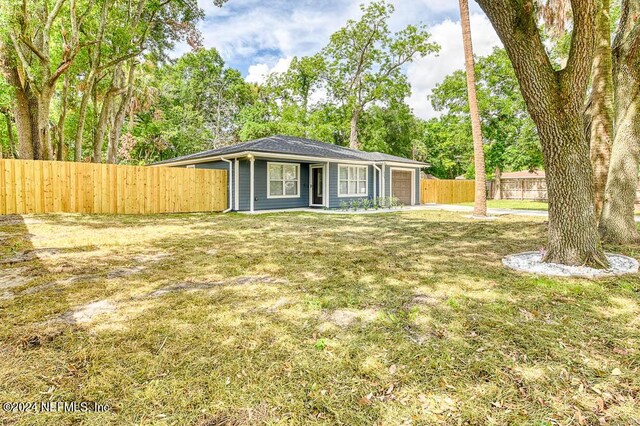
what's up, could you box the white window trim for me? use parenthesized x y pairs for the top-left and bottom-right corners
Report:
(337, 164), (369, 198)
(267, 162), (301, 199)
(389, 166), (417, 206)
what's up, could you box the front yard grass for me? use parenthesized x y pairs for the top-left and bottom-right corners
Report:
(0, 211), (639, 425)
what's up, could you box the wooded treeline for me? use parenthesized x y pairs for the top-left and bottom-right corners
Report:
(0, 0), (541, 177)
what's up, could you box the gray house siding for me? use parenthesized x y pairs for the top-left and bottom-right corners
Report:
(184, 158), (422, 211)
(327, 163), (375, 209)
(251, 158), (310, 210)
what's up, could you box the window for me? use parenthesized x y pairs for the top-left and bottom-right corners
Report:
(267, 163), (300, 198)
(338, 165), (368, 197)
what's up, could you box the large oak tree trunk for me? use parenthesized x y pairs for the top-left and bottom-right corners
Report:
(588, 0), (614, 221)
(459, 0), (487, 217)
(476, 0), (607, 267)
(540, 110), (606, 266)
(599, 0), (640, 243)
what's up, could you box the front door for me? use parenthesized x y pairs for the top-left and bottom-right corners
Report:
(311, 166), (323, 206)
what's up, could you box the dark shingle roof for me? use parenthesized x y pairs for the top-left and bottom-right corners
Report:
(152, 135), (426, 166)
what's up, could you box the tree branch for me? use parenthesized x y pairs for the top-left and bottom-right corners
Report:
(97, 50), (142, 72)
(559, 0), (598, 106)
(8, 32), (36, 87)
(19, 35), (48, 63)
(45, 0), (68, 33)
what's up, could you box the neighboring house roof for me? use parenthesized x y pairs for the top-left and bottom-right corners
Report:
(152, 135), (427, 166)
(421, 173), (439, 180)
(500, 170), (546, 179)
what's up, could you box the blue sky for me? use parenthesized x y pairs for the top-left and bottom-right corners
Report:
(173, 0), (502, 119)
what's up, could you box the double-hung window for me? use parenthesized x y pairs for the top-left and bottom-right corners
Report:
(267, 163), (300, 198)
(338, 165), (368, 197)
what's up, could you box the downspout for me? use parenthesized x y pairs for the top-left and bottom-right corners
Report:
(372, 164), (382, 201)
(220, 157), (233, 213)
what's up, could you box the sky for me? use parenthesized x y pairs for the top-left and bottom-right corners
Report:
(172, 0), (503, 119)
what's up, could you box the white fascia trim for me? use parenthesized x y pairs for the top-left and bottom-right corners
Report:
(151, 151), (375, 168)
(150, 151), (251, 167)
(337, 164), (369, 198)
(266, 161), (301, 199)
(383, 161), (425, 168)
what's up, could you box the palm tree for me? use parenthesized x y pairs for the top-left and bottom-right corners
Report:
(458, 0), (487, 217)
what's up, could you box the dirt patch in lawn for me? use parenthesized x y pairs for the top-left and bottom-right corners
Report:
(196, 403), (272, 426)
(107, 265), (147, 279)
(319, 308), (379, 331)
(61, 300), (116, 324)
(0, 267), (34, 289)
(0, 248), (61, 265)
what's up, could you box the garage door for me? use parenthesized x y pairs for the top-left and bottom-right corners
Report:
(391, 170), (412, 205)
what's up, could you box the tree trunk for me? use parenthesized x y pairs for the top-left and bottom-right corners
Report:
(494, 167), (502, 200)
(74, 82), (93, 162)
(25, 87), (54, 160)
(588, 0), (614, 221)
(476, 0), (607, 267)
(459, 0), (487, 217)
(56, 74), (70, 161)
(540, 111), (606, 266)
(92, 90), (115, 163)
(349, 108), (360, 149)
(107, 64), (136, 164)
(12, 85), (34, 159)
(3, 112), (17, 159)
(2, 109), (17, 159)
(599, 0), (640, 243)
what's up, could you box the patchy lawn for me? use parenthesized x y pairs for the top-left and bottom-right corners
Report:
(460, 200), (549, 211)
(0, 211), (639, 425)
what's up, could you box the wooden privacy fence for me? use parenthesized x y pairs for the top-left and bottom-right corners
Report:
(421, 179), (475, 204)
(0, 159), (227, 215)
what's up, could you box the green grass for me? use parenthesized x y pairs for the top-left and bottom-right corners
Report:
(460, 200), (549, 211)
(1, 211), (639, 425)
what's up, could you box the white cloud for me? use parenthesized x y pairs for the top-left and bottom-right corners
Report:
(245, 57), (293, 84)
(406, 13), (502, 119)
